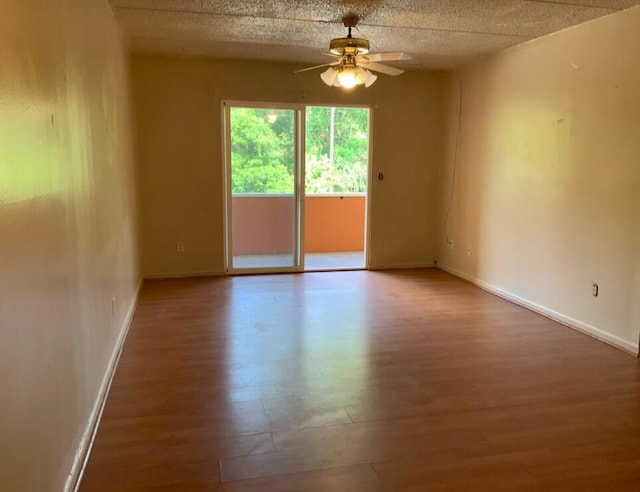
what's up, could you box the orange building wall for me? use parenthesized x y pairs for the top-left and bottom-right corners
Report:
(304, 196), (365, 253)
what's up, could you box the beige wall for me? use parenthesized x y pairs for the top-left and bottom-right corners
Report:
(0, 1), (140, 490)
(132, 56), (443, 276)
(438, 7), (640, 354)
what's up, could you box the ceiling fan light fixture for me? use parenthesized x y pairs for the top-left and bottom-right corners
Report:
(320, 65), (377, 89)
(299, 15), (404, 89)
(294, 14), (411, 90)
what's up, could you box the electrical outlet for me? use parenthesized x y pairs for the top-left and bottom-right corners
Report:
(466, 247), (471, 257)
(449, 240), (455, 251)
(592, 283), (599, 297)
(177, 241), (185, 253)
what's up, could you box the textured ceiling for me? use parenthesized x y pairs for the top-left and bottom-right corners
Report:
(109, 0), (640, 70)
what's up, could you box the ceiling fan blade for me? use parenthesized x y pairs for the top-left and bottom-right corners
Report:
(359, 62), (404, 76)
(294, 62), (338, 74)
(359, 52), (412, 63)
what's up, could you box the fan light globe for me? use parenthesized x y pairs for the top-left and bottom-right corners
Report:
(362, 69), (377, 88)
(320, 67), (339, 86)
(353, 66), (367, 84)
(337, 67), (358, 89)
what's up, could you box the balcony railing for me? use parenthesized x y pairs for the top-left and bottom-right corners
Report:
(232, 194), (365, 255)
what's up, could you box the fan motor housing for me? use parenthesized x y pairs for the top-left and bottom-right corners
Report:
(330, 37), (370, 55)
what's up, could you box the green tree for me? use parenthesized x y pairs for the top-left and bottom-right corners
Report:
(230, 106), (369, 194)
(230, 108), (294, 193)
(306, 107), (369, 193)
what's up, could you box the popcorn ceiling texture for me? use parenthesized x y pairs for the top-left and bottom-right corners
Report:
(109, 1), (640, 68)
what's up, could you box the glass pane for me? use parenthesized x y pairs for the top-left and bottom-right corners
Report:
(304, 107), (369, 270)
(229, 108), (296, 269)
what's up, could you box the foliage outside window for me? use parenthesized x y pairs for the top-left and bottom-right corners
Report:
(230, 106), (369, 194)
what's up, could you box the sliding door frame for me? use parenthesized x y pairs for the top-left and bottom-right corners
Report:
(222, 100), (372, 275)
(222, 100), (306, 275)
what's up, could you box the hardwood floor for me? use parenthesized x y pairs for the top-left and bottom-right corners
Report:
(80, 269), (640, 491)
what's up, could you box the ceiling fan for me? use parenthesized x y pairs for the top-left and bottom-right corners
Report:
(295, 15), (411, 89)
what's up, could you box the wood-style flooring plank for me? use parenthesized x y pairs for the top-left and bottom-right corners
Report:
(80, 269), (640, 491)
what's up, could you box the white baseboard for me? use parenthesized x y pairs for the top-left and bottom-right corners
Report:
(144, 269), (224, 279)
(65, 278), (143, 492)
(438, 264), (639, 357)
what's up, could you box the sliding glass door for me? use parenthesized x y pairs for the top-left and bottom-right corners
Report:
(223, 103), (303, 273)
(223, 102), (371, 274)
(304, 106), (369, 270)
